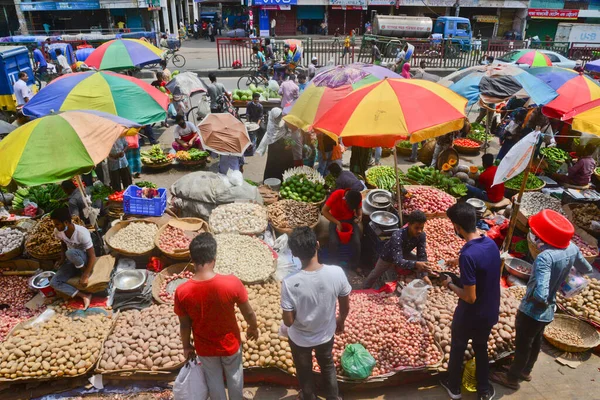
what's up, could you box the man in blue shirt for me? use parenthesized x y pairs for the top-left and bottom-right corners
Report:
(490, 210), (592, 390)
(31, 44), (47, 75)
(440, 203), (500, 400)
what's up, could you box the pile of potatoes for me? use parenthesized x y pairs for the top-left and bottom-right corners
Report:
(557, 277), (600, 325)
(0, 313), (109, 379)
(424, 286), (519, 370)
(236, 281), (295, 375)
(98, 304), (185, 372)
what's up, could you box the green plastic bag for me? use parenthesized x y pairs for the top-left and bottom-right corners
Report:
(340, 343), (376, 379)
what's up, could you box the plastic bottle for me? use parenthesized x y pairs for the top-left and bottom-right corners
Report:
(462, 357), (477, 392)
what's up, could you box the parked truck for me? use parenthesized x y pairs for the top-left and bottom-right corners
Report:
(555, 23), (600, 46)
(372, 15), (472, 48)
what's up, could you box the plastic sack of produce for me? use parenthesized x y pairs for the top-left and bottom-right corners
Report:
(273, 234), (301, 280)
(173, 358), (208, 400)
(341, 343), (376, 379)
(399, 279), (430, 322)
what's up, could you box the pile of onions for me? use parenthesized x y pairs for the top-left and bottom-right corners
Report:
(424, 218), (464, 273)
(159, 271), (194, 303)
(313, 292), (441, 377)
(403, 187), (456, 215)
(158, 225), (195, 253)
(0, 276), (43, 341)
(571, 233), (598, 258)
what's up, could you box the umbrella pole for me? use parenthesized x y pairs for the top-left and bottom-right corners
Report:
(501, 150), (535, 253)
(484, 109), (491, 155)
(393, 144), (403, 219)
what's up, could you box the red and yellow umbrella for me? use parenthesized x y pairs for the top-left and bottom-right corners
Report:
(283, 85), (353, 131)
(528, 67), (600, 119)
(563, 99), (600, 135)
(313, 79), (467, 147)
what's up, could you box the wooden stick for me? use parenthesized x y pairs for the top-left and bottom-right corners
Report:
(393, 144), (403, 219)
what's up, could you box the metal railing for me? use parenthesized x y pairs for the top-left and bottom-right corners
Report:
(217, 37), (355, 69)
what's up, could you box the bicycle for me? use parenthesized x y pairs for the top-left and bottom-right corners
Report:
(34, 69), (59, 90)
(237, 66), (269, 90)
(164, 48), (186, 68)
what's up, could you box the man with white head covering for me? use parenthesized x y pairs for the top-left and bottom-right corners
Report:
(257, 108), (295, 181)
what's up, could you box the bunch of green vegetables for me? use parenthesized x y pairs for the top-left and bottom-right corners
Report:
(467, 131), (494, 143)
(135, 181), (158, 189)
(540, 147), (571, 173)
(366, 166), (407, 192)
(141, 145), (168, 164)
(396, 140), (420, 149)
(244, 179), (258, 186)
(188, 148), (209, 161)
(91, 184), (114, 202)
(12, 184), (67, 212)
(505, 173), (544, 190)
(406, 166), (467, 197)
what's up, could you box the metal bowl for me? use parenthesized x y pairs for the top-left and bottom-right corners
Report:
(370, 211), (399, 227)
(466, 198), (486, 210)
(366, 190), (392, 209)
(113, 270), (147, 292)
(505, 257), (532, 280)
(31, 271), (55, 289)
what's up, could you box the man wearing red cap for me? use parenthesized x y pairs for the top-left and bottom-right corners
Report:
(491, 210), (593, 390)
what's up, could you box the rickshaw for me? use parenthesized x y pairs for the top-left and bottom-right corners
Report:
(0, 46), (36, 121)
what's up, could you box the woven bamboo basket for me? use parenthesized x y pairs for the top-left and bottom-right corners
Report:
(152, 262), (193, 304)
(396, 146), (414, 157)
(0, 244), (23, 261)
(453, 143), (482, 155)
(104, 219), (158, 257)
(544, 314), (600, 352)
(142, 160), (173, 169)
(154, 217), (210, 260)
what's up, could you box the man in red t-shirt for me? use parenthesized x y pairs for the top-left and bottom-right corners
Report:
(322, 189), (363, 268)
(174, 233), (258, 400)
(466, 153), (505, 203)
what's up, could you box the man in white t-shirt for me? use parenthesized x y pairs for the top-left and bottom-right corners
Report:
(172, 115), (202, 151)
(50, 207), (96, 309)
(281, 227), (351, 400)
(55, 49), (72, 74)
(13, 71), (32, 106)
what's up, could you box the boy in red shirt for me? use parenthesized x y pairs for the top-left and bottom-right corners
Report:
(466, 153), (505, 203)
(322, 189), (363, 268)
(175, 233), (258, 400)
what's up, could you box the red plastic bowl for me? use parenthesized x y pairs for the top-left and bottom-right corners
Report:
(529, 209), (574, 249)
(337, 222), (354, 244)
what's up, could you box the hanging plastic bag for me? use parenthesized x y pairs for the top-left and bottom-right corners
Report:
(560, 267), (589, 298)
(462, 358), (477, 392)
(340, 343), (376, 380)
(399, 279), (430, 322)
(173, 357), (208, 400)
(273, 234), (301, 281)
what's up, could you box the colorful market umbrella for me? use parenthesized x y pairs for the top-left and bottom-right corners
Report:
(528, 67), (600, 119)
(85, 39), (163, 71)
(585, 59), (600, 73)
(283, 63), (400, 131)
(0, 111), (128, 186)
(438, 65), (489, 87)
(313, 78), (467, 147)
(562, 98), (600, 135)
(512, 50), (553, 67)
(312, 62), (400, 88)
(198, 113), (251, 156)
(449, 64), (557, 106)
(22, 71), (168, 125)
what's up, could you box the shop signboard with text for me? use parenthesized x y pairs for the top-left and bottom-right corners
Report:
(253, 0), (297, 5)
(527, 8), (579, 19)
(330, 0), (367, 9)
(21, 0), (100, 10)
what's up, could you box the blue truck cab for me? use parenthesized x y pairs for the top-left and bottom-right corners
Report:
(433, 17), (472, 50)
(0, 46), (36, 112)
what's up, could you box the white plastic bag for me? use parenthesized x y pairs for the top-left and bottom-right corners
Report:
(273, 234), (301, 281)
(399, 279), (430, 322)
(173, 357), (208, 400)
(226, 169), (244, 187)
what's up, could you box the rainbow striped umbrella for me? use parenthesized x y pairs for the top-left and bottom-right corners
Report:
(86, 39), (163, 71)
(0, 112), (128, 186)
(22, 71), (168, 125)
(528, 67), (600, 119)
(314, 79), (467, 147)
(512, 50), (553, 67)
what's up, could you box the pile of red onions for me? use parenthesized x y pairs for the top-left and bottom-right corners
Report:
(159, 271), (194, 303)
(424, 218), (464, 273)
(159, 225), (194, 253)
(0, 276), (43, 341)
(571, 233), (598, 258)
(313, 292), (441, 377)
(403, 187), (456, 215)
